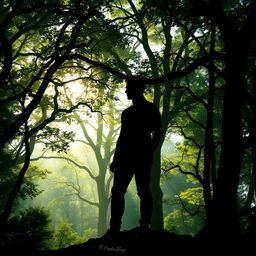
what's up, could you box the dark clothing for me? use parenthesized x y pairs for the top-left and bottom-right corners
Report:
(110, 161), (153, 230)
(110, 99), (163, 231)
(113, 100), (162, 165)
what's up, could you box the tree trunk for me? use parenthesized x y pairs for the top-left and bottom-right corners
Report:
(0, 123), (30, 232)
(96, 171), (110, 236)
(97, 198), (109, 236)
(210, 37), (246, 241)
(150, 147), (164, 230)
(203, 23), (216, 223)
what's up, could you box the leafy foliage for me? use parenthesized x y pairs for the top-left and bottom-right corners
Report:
(0, 153), (48, 213)
(4, 206), (53, 249)
(52, 221), (96, 249)
(36, 126), (75, 153)
(164, 208), (201, 235)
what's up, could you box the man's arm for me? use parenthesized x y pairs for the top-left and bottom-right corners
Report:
(151, 106), (163, 152)
(110, 111), (126, 172)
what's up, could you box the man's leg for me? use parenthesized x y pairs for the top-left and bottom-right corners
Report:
(110, 168), (133, 232)
(135, 165), (153, 230)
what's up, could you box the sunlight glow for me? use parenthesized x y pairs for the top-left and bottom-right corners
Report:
(62, 74), (88, 99)
(170, 133), (183, 143)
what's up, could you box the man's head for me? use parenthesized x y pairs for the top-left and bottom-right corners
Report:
(125, 77), (146, 100)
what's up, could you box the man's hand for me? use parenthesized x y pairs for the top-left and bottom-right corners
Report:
(110, 160), (119, 173)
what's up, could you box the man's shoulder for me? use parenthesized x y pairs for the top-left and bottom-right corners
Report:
(143, 100), (159, 113)
(144, 100), (157, 108)
(122, 101), (158, 114)
(123, 105), (133, 113)
(121, 106), (133, 118)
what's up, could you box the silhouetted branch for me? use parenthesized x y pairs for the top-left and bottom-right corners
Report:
(193, 146), (203, 184)
(69, 53), (223, 85)
(173, 122), (202, 148)
(182, 105), (206, 130)
(175, 193), (201, 217)
(162, 162), (203, 185)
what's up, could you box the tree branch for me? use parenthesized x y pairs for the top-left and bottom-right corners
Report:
(65, 183), (99, 207)
(70, 53), (224, 85)
(31, 155), (97, 180)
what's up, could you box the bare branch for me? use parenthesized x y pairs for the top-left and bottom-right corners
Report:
(162, 163), (203, 185)
(31, 155), (97, 180)
(182, 105), (206, 130)
(74, 139), (90, 146)
(65, 183), (99, 207)
(174, 122), (202, 148)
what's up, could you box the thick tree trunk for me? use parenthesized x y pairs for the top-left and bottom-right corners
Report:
(203, 23), (216, 222)
(96, 168), (109, 236)
(97, 197), (109, 237)
(210, 38), (246, 241)
(0, 123), (30, 232)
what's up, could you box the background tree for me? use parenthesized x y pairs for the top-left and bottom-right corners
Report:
(0, 0), (105, 231)
(33, 87), (119, 236)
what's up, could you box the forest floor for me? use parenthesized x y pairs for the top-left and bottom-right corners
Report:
(2, 228), (256, 256)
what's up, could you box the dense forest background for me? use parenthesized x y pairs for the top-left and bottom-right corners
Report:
(1, 0), (256, 252)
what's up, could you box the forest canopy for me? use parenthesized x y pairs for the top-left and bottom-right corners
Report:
(1, 0), (256, 252)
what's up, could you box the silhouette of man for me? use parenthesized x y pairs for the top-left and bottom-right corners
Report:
(108, 77), (163, 234)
